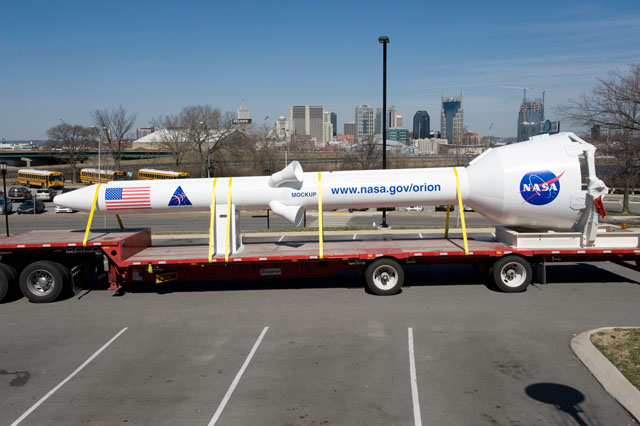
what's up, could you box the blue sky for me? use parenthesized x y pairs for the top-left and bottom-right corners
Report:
(1, 0), (639, 140)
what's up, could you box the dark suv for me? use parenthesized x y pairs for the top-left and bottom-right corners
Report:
(8, 187), (32, 201)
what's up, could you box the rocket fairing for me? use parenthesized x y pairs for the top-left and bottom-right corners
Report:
(54, 132), (608, 231)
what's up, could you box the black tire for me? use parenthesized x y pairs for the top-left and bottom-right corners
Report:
(365, 258), (404, 295)
(19, 260), (68, 303)
(492, 255), (532, 293)
(0, 263), (18, 302)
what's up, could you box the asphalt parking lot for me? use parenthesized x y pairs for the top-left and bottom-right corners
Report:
(1, 261), (639, 426)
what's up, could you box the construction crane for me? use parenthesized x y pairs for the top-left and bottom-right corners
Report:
(501, 85), (534, 103)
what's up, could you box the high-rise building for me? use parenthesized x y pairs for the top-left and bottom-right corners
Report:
(388, 105), (397, 128)
(375, 108), (383, 135)
(517, 99), (544, 142)
(344, 122), (356, 137)
(396, 115), (403, 128)
(355, 104), (374, 143)
(275, 116), (288, 140)
(136, 127), (154, 139)
(463, 132), (480, 145)
(387, 128), (410, 145)
(237, 105), (250, 119)
(234, 105), (252, 135)
(329, 112), (337, 137)
(413, 111), (430, 140)
(290, 105), (325, 148)
(323, 112), (334, 143)
(441, 92), (464, 144)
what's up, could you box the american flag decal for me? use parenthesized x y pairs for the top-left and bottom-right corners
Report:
(105, 186), (151, 210)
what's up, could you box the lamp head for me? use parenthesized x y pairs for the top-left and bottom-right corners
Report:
(378, 36), (389, 44)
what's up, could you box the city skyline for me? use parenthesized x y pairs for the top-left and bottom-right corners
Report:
(1, 1), (639, 140)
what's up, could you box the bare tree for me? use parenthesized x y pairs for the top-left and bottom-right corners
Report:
(559, 63), (640, 213)
(151, 115), (191, 167)
(180, 105), (234, 177)
(343, 138), (382, 170)
(92, 106), (137, 170)
(47, 123), (98, 183)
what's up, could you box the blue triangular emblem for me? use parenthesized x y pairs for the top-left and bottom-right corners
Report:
(169, 186), (192, 206)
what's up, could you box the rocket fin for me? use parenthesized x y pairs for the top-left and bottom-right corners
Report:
(269, 200), (304, 227)
(268, 161), (304, 188)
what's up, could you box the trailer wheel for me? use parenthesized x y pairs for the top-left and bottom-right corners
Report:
(19, 261), (67, 303)
(492, 255), (532, 293)
(0, 263), (18, 303)
(365, 258), (404, 295)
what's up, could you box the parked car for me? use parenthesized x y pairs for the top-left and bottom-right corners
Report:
(55, 205), (75, 213)
(36, 188), (56, 201)
(376, 207), (396, 212)
(17, 199), (45, 214)
(0, 197), (12, 214)
(435, 205), (454, 212)
(405, 206), (424, 212)
(8, 186), (32, 201)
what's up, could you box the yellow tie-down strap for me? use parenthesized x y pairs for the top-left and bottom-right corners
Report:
(225, 177), (233, 263)
(116, 214), (124, 229)
(83, 183), (102, 247)
(452, 167), (469, 255)
(318, 171), (324, 259)
(208, 178), (218, 262)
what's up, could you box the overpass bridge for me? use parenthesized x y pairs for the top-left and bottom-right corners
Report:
(0, 149), (171, 167)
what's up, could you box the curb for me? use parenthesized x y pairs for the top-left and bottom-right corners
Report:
(571, 327), (640, 421)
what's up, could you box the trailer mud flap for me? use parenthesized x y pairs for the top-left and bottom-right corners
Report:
(156, 272), (178, 284)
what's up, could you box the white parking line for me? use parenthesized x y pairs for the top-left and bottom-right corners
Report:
(278, 235), (285, 242)
(408, 327), (422, 426)
(418, 233), (423, 239)
(208, 326), (269, 426)
(353, 234), (357, 240)
(10, 327), (128, 426)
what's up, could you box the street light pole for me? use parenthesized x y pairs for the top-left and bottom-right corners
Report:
(1, 162), (9, 237)
(201, 121), (212, 178)
(379, 35), (390, 228)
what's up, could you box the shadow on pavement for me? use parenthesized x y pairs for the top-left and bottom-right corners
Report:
(546, 263), (639, 285)
(64, 262), (639, 298)
(525, 383), (597, 426)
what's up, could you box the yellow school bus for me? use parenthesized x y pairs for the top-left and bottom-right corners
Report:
(80, 168), (127, 184)
(18, 169), (65, 188)
(137, 169), (190, 180)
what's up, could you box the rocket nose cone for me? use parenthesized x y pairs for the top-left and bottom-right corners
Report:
(53, 185), (99, 212)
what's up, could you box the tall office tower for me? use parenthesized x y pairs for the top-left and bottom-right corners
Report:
(275, 116), (288, 140)
(234, 105), (252, 134)
(323, 112), (334, 143)
(388, 105), (397, 128)
(237, 105), (250, 119)
(413, 111), (430, 140)
(355, 104), (374, 143)
(396, 115), (403, 128)
(329, 112), (337, 137)
(375, 108), (383, 135)
(289, 105), (325, 147)
(517, 99), (544, 142)
(344, 122), (356, 136)
(441, 92), (464, 144)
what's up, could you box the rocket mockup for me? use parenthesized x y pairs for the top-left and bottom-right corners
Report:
(54, 132), (608, 234)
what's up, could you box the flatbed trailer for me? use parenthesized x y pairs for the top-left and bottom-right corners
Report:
(1, 226), (639, 303)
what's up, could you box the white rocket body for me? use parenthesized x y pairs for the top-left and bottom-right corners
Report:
(54, 132), (601, 231)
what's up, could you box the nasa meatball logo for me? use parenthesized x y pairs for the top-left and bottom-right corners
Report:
(519, 170), (564, 206)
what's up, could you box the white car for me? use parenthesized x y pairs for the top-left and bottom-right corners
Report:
(405, 206), (424, 212)
(55, 205), (75, 213)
